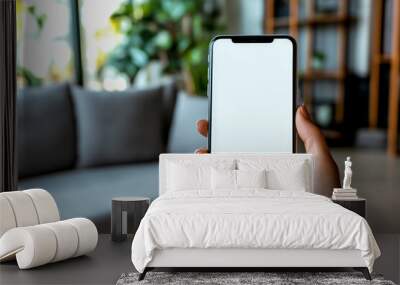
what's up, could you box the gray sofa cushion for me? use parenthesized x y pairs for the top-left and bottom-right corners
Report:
(71, 86), (163, 167)
(161, 80), (178, 146)
(18, 162), (159, 233)
(17, 83), (76, 178)
(168, 92), (208, 153)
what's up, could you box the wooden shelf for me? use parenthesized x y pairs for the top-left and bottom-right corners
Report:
(273, 15), (355, 28)
(300, 71), (344, 80)
(369, 0), (400, 155)
(378, 54), (392, 64)
(322, 129), (343, 140)
(265, 0), (351, 128)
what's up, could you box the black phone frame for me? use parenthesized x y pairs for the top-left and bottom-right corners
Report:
(207, 35), (297, 153)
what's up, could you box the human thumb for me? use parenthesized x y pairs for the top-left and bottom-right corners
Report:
(296, 105), (330, 155)
(295, 105), (340, 195)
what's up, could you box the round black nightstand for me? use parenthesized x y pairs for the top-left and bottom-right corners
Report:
(111, 197), (150, 242)
(332, 198), (366, 218)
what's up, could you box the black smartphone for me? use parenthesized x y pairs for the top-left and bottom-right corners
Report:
(208, 35), (297, 153)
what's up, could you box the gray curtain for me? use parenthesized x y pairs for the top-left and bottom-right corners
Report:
(0, 0), (17, 192)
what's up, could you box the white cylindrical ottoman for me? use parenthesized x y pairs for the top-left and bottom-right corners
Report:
(0, 218), (98, 269)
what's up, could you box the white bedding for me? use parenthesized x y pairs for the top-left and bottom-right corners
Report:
(131, 190), (380, 273)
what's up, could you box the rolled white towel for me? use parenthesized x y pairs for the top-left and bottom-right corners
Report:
(0, 218), (98, 269)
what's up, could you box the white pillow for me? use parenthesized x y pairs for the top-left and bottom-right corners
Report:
(267, 161), (307, 191)
(211, 169), (267, 190)
(167, 160), (235, 191)
(211, 168), (236, 189)
(237, 169), (267, 188)
(237, 158), (309, 191)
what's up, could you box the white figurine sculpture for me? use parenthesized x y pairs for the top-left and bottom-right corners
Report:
(332, 156), (357, 199)
(343, 156), (352, 189)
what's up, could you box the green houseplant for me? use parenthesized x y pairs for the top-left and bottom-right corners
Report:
(99, 0), (224, 96)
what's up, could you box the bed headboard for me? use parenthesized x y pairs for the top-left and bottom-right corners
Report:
(159, 153), (314, 196)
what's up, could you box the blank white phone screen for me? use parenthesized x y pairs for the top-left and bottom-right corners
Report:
(211, 38), (294, 153)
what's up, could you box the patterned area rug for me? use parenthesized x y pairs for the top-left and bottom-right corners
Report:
(116, 272), (396, 285)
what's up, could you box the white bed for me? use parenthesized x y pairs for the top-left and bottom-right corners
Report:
(131, 154), (380, 280)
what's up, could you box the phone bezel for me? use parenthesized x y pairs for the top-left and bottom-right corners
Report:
(207, 35), (297, 153)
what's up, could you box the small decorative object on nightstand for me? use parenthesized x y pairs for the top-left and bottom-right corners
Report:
(332, 198), (366, 218)
(111, 197), (150, 242)
(332, 156), (358, 200)
(332, 156), (366, 217)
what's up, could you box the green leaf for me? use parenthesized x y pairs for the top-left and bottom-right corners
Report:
(126, 64), (138, 78)
(177, 36), (190, 52)
(17, 66), (43, 87)
(153, 31), (172, 49)
(162, 0), (186, 20)
(27, 5), (36, 15)
(192, 15), (203, 40)
(110, 2), (132, 19)
(37, 15), (47, 31)
(129, 47), (149, 67)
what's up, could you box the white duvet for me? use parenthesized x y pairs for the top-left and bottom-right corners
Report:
(131, 190), (380, 273)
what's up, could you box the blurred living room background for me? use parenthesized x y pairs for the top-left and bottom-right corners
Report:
(15, 0), (399, 281)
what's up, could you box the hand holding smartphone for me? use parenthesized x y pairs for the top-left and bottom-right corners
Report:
(208, 35), (296, 153)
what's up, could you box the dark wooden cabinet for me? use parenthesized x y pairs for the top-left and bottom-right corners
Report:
(332, 198), (366, 218)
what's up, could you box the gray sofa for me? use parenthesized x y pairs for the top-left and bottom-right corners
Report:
(18, 83), (208, 233)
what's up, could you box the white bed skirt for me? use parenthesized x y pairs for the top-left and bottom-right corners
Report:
(148, 248), (366, 268)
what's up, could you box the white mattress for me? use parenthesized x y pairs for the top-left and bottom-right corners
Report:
(131, 190), (380, 273)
